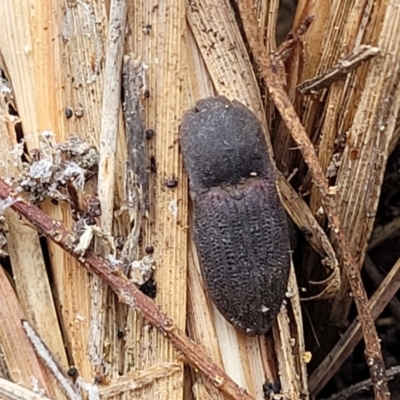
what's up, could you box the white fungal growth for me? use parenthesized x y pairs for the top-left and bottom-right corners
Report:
(129, 255), (155, 285)
(58, 161), (86, 191)
(27, 159), (55, 180)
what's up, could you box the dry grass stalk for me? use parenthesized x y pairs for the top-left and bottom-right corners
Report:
(0, 83), (66, 366)
(185, 28), (234, 400)
(363, 255), (400, 323)
(0, 15), (67, 399)
(124, 1), (189, 398)
(1, 0), (132, 391)
(329, 0), (400, 325)
(238, 0), (392, 399)
(287, 0), (399, 335)
(281, 0), (400, 391)
(186, 239), (228, 400)
(0, 266), (53, 397)
(0, 0), (110, 383)
(89, 0), (127, 369)
(97, 362), (181, 397)
(98, 1), (127, 234)
(258, 1), (341, 299)
(0, 178), (255, 400)
(185, 22), (265, 399)
(0, 0), (189, 399)
(273, 266), (309, 399)
(279, 179), (340, 300)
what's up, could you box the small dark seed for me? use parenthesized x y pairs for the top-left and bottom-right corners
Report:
(117, 329), (124, 339)
(146, 129), (155, 139)
(67, 367), (78, 377)
(144, 89), (150, 98)
(165, 178), (178, 188)
(65, 108), (73, 118)
(145, 245), (154, 254)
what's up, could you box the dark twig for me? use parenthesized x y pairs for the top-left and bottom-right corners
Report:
(309, 256), (400, 394)
(0, 178), (254, 400)
(238, 1), (389, 399)
(321, 365), (400, 400)
(364, 255), (400, 323)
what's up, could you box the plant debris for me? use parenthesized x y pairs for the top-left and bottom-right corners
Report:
(128, 255), (155, 286)
(13, 134), (98, 204)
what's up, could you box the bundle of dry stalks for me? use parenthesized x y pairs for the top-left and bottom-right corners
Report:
(0, 1), (399, 400)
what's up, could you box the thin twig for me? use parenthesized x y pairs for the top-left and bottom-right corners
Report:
(98, 0), (127, 229)
(21, 320), (81, 400)
(0, 179), (254, 400)
(274, 16), (314, 63)
(238, 1), (389, 399)
(91, 0), (127, 366)
(298, 45), (380, 94)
